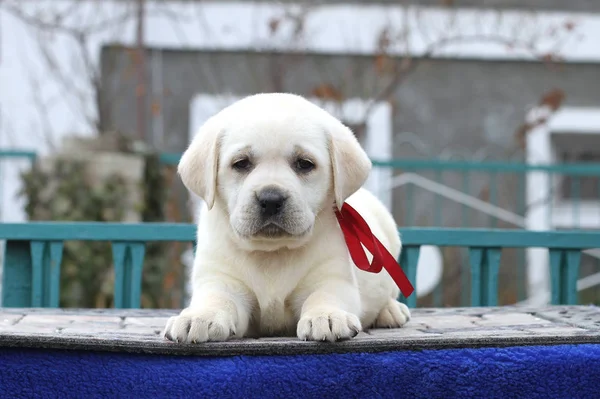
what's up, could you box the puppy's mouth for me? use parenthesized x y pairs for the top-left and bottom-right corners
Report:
(255, 224), (292, 238)
(242, 222), (312, 240)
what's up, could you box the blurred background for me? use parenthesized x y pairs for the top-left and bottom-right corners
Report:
(1, 0), (599, 309)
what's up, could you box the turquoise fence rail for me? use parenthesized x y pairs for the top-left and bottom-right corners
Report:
(158, 153), (600, 307)
(2, 222), (599, 309)
(0, 150), (38, 294)
(371, 158), (600, 228)
(0, 150), (37, 160)
(160, 154), (600, 231)
(159, 153), (182, 166)
(371, 159), (600, 307)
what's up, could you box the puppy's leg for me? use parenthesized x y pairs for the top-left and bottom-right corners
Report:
(163, 276), (253, 343)
(295, 275), (362, 342)
(372, 298), (411, 328)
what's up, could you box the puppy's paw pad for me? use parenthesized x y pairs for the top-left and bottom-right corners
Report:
(163, 309), (237, 344)
(374, 299), (411, 328)
(297, 310), (362, 342)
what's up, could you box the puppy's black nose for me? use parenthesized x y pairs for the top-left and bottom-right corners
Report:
(257, 187), (287, 217)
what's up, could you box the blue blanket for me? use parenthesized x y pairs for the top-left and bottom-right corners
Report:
(1, 344), (599, 398)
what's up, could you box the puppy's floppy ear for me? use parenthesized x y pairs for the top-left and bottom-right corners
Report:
(178, 116), (222, 210)
(328, 120), (372, 210)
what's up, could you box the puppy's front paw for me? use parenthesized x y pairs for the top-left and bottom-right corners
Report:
(297, 310), (362, 342)
(163, 308), (237, 343)
(373, 298), (411, 328)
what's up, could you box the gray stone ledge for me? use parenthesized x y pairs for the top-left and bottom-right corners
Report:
(1, 305), (599, 357)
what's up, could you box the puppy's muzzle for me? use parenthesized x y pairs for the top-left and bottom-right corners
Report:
(256, 186), (288, 218)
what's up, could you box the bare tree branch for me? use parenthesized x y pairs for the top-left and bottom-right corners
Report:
(28, 75), (57, 152)
(2, 1), (578, 155)
(365, 32), (562, 118)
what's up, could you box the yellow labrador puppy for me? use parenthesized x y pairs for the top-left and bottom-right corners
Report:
(163, 93), (410, 343)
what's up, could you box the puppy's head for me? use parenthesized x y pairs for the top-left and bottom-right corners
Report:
(178, 93), (371, 251)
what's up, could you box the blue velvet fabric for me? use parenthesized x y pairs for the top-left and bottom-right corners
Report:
(1, 344), (599, 398)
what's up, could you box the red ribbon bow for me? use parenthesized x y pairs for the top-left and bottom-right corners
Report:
(335, 202), (415, 299)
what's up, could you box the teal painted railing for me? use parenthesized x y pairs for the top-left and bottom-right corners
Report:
(159, 154), (600, 306)
(0, 150), (37, 160)
(2, 222), (599, 309)
(371, 158), (600, 229)
(160, 154), (600, 231)
(0, 150), (38, 297)
(371, 159), (600, 306)
(159, 153), (183, 166)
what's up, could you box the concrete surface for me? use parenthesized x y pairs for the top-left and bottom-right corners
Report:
(1, 306), (599, 357)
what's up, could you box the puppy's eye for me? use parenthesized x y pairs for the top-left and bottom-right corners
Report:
(232, 158), (251, 171)
(295, 159), (315, 173)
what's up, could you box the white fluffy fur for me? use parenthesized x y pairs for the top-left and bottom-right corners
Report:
(163, 93), (410, 343)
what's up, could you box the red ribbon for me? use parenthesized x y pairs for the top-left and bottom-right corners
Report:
(335, 202), (415, 299)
